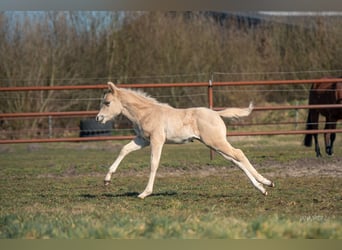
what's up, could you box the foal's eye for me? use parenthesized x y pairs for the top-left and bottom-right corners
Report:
(103, 101), (110, 106)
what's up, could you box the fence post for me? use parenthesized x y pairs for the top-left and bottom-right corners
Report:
(48, 116), (52, 138)
(208, 79), (214, 160)
(295, 101), (299, 129)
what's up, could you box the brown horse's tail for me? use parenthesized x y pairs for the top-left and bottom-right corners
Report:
(304, 109), (316, 147)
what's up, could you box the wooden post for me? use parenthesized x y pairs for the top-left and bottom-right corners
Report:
(208, 80), (214, 160)
(48, 116), (52, 138)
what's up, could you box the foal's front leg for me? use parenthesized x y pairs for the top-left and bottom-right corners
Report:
(104, 137), (149, 185)
(138, 138), (164, 199)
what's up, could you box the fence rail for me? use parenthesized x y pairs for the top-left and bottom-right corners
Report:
(1, 78), (341, 144)
(1, 104), (342, 120)
(1, 77), (341, 92)
(1, 129), (342, 144)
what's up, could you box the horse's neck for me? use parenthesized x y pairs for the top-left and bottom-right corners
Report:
(119, 90), (155, 124)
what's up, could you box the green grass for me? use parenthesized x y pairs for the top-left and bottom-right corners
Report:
(0, 136), (341, 238)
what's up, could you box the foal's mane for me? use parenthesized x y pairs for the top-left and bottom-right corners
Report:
(120, 88), (170, 107)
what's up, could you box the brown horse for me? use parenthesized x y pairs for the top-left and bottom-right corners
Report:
(304, 78), (342, 157)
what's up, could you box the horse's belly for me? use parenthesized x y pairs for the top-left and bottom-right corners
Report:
(165, 128), (199, 144)
(164, 111), (200, 143)
(165, 137), (194, 144)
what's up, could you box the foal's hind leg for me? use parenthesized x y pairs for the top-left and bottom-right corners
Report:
(104, 136), (149, 185)
(215, 141), (274, 195)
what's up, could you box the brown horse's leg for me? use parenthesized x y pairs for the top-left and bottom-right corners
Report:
(324, 119), (337, 156)
(308, 109), (322, 157)
(313, 134), (322, 157)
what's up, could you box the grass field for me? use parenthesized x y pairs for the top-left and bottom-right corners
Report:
(0, 135), (341, 239)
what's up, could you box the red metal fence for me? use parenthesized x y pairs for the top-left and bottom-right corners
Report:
(1, 78), (342, 144)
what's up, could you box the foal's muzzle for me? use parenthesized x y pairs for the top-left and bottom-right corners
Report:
(96, 115), (104, 123)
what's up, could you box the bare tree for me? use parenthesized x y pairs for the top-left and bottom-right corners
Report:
(1, 11), (341, 139)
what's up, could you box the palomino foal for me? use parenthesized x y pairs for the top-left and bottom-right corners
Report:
(96, 82), (274, 199)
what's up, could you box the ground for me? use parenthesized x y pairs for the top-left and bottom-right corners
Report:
(0, 135), (341, 238)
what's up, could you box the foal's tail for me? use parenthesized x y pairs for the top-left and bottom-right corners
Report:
(217, 102), (253, 119)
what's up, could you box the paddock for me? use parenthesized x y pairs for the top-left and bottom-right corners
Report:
(0, 136), (341, 238)
(0, 79), (341, 238)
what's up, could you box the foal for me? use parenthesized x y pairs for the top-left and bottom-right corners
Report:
(96, 82), (274, 199)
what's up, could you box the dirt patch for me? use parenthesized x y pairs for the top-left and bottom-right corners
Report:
(36, 156), (341, 180)
(262, 157), (342, 178)
(154, 157), (342, 179)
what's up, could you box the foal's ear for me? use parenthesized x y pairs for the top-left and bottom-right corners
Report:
(107, 82), (118, 94)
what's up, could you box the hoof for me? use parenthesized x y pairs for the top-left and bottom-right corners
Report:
(270, 182), (275, 188)
(104, 180), (111, 186)
(138, 191), (151, 199)
(137, 193), (146, 199)
(326, 147), (333, 156)
(264, 191), (268, 196)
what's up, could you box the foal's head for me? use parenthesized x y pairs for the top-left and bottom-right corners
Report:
(96, 82), (123, 124)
